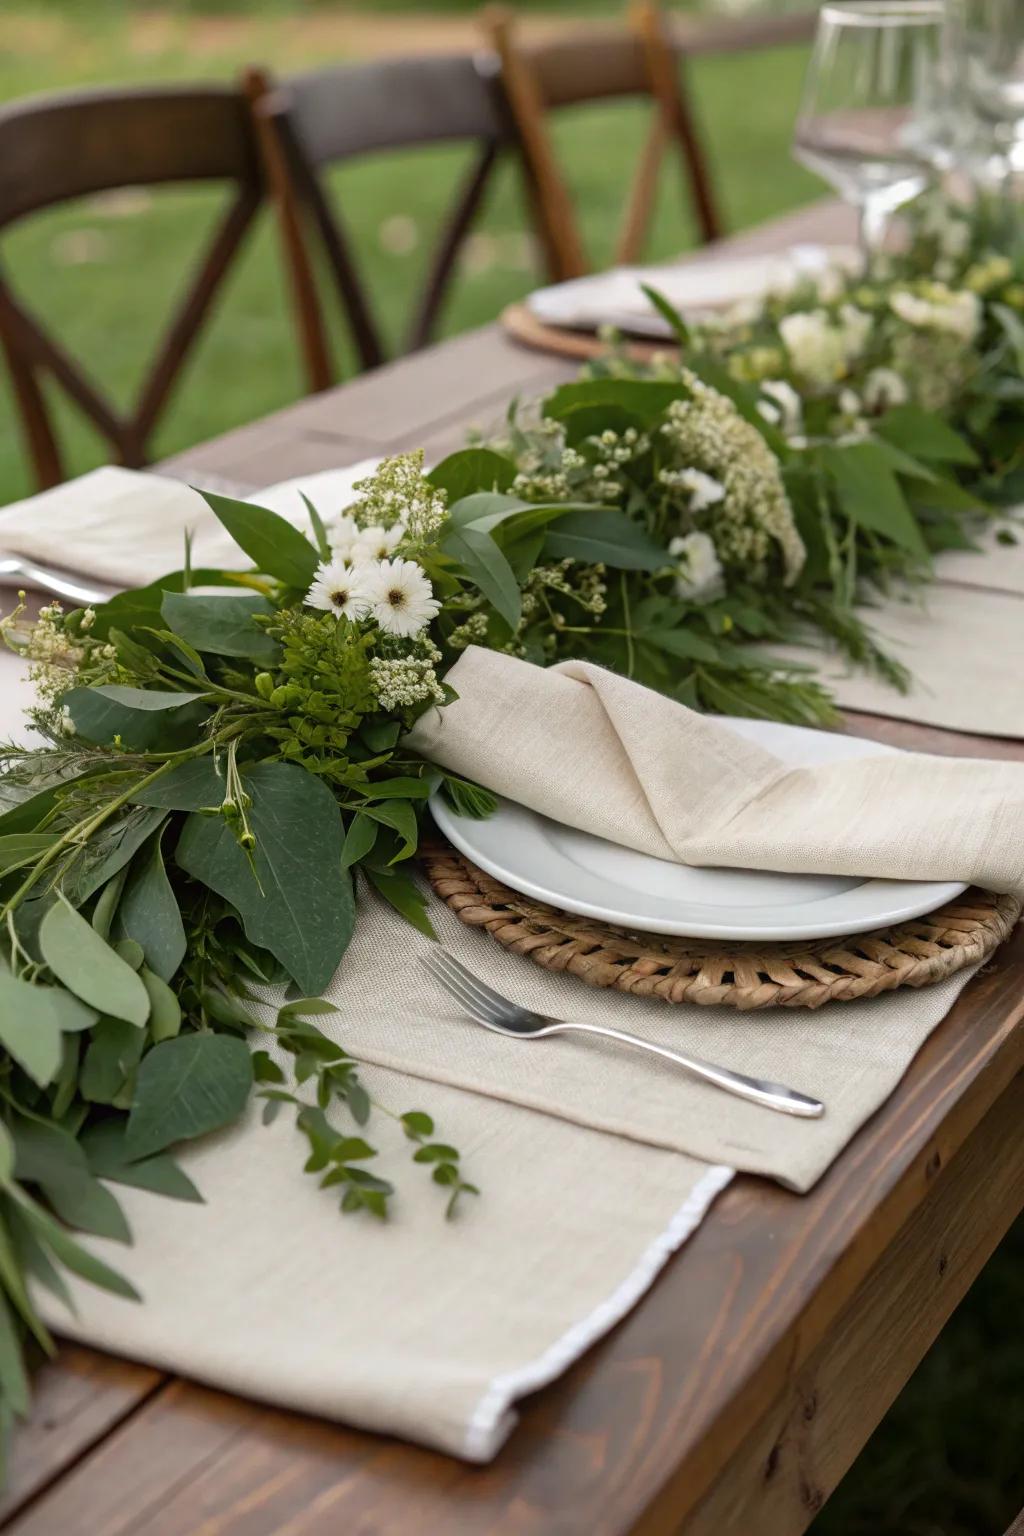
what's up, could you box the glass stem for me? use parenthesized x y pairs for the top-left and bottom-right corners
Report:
(857, 198), (889, 274)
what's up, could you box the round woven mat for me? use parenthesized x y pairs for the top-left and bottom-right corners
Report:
(501, 302), (679, 365)
(422, 845), (1021, 1011)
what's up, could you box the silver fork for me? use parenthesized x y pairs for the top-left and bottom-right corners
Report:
(0, 557), (108, 606)
(423, 950), (824, 1119)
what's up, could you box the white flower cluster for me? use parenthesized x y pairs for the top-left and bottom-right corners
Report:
(2, 601), (92, 717)
(347, 450), (447, 541)
(668, 530), (724, 605)
(888, 283), (981, 343)
(369, 639), (446, 712)
(778, 305), (872, 389)
(660, 372), (806, 585)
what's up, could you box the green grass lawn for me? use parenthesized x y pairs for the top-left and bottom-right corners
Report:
(1, 10), (1023, 1533)
(0, 12), (820, 502)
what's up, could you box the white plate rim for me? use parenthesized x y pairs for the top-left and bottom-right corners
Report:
(428, 716), (968, 941)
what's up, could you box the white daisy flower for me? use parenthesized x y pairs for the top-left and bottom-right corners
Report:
(361, 556), (441, 637)
(328, 513), (360, 560)
(352, 523), (404, 564)
(305, 558), (370, 620)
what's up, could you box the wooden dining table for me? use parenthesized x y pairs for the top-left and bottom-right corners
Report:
(3, 197), (1023, 1536)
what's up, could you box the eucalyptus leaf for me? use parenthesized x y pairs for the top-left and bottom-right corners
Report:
(125, 1033), (254, 1160)
(64, 806), (168, 907)
(80, 1121), (201, 1203)
(140, 966), (182, 1042)
(40, 895), (150, 1028)
(15, 1192), (140, 1301)
(341, 811), (378, 871)
(0, 973), (65, 1086)
(197, 490), (319, 588)
(161, 591), (280, 663)
(176, 762), (352, 994)
(544, 509), (669, 570)
(0, 834), (58, 875)
(441, 525), (522, 629)
(131, 756), (224, 811)
(823, 441), (930, 558)
(63, 685), (209, 752)
(427, 448), (516, 501)
(366, 867), (436, 938)
(10, 1117), (131, 1243)
(81, 1018), (146, 1105)
(115, 826), (186, 982)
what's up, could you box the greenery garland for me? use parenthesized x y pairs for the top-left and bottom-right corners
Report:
(0, 190), (1018, 1455)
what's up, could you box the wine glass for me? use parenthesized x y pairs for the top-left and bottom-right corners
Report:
(950, 0), (1024, 178)
(793, 1), (947, 258)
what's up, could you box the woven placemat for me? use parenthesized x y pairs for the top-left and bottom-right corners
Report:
(501, 302), (678, 365)
(422, 845), (1021, 1011)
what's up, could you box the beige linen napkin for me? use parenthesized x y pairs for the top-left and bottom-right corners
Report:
(527, 246), (858, 336)
(0, 462), (377, 590)
(407, 648), (1024, 893)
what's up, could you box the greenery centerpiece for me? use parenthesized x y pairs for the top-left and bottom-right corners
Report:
(0, 189), (1016, 1452)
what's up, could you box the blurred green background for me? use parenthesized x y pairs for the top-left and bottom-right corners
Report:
(0, 7), (1022, 1532)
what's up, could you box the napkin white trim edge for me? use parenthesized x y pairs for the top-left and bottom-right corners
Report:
(461, 1162), (735, 1461)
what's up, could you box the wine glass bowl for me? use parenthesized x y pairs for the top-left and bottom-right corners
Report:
(794, 1), (946, 254)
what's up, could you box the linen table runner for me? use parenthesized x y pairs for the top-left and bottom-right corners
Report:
(0, 639), (988, 1460)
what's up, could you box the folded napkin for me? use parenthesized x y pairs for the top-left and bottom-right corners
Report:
(527, 244), (859, 336)
(407, 648), (1024, 895)
(0, 461), (378, 590)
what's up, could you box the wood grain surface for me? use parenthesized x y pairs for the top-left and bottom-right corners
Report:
(7, 197), (1022, 1536)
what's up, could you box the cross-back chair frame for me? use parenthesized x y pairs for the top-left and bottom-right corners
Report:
(243, 54), (514, 394)
(481, 1), (721, 283)
(0, 85), (266, 491)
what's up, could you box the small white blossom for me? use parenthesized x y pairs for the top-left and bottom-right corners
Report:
(758, 379), (803, 436)
(889, 285), (981, 342)
(778, 310), (847, 388)
(328, 513), (360, 559)
(352, 523), (404, 564)
(678, 467), (726, 512)
(863, 368), (908, 412)
(361, 556), (440, 637)
(305, 558), (370, 620)
(669, 531), (725, 604)
(837, 304), (872, 363)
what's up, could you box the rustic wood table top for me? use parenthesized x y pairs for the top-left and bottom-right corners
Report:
(5, 198), (1024, 1536)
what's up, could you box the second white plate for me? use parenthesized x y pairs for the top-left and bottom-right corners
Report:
(428, 716), (967, 941)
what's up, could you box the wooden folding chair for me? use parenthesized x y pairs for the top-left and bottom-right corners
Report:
(243, 54), (514, 393)
(0, 84), (266, 491)
(483, 0), (817, 282)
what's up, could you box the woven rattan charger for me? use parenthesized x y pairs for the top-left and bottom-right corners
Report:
(421, 844), (1020, 1011)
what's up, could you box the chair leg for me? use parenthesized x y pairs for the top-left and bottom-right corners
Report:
(0, 328), (63, 491)
(242, 67), (335, 394)
(631, 0), (723, 246)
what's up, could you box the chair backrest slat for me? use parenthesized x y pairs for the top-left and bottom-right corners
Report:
(284, 54), (506, 164)
(245, 54), (516, 391)
(0, 86), (258, 230)
(0, 83), (266, 491)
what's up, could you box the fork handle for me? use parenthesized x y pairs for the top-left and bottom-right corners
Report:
(550, 1022), (824, 1119)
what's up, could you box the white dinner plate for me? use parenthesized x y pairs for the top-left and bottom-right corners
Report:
(526, 245), (861, 339)
(428, 716), (967, 941)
